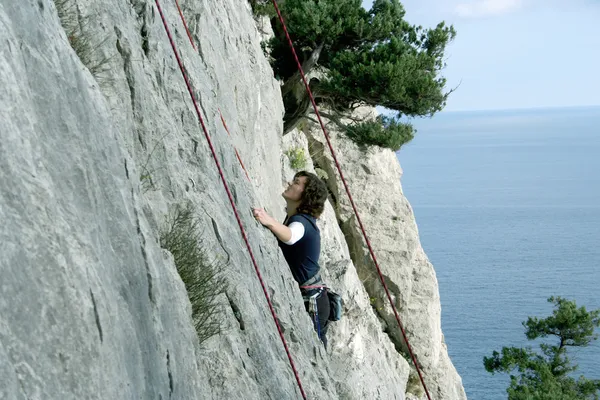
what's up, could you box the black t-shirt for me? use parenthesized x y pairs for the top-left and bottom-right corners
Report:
(277, 213), (321, 284)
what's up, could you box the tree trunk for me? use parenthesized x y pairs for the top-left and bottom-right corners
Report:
(281, 43), (325, 134)
(281, 43), (323, 97)
(282, 81), (314, 134)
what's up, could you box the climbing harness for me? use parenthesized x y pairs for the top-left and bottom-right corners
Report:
(269, 0), (433, 398)
(300, 274), (342, 324)
(153, 1), (307, 398)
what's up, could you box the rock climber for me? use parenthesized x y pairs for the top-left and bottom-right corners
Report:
(252, 171), (331, 348)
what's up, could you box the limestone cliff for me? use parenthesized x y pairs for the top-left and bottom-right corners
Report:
(0, 0), (465, 399)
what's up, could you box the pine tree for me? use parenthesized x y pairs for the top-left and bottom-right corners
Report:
(484, 297), (600, 400)
(260, 0), (455, 149)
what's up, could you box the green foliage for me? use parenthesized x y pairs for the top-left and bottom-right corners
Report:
(345, 115), (414, 151)
(285, 147), (307, 170)
(160, 202), (227, 344)
(250, 0), (276, 17)
(53, 0), (113, 84)
(269, 0), (456, 121)
(406, 370), (425, 398)
(484, 297), (600, 400)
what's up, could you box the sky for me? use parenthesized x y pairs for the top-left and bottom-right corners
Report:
(362, 0), (600, 112)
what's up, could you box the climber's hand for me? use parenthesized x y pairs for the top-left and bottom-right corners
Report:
(252, 208), (273, 227)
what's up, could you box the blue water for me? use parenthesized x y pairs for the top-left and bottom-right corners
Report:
(397, 106), (600, 399)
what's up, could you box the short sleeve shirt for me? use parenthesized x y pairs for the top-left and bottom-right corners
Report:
(277, 213), (321, 284)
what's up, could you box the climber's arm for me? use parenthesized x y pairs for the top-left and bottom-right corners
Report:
(252, 208), (304, 244)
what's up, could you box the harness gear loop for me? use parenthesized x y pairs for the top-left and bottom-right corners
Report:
(303, 289), (324, 343)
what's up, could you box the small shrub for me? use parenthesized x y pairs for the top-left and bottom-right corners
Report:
(369, 296), (384, 313)
(406, 370), (425, 398)
(160, 202), (227, 343)
(249, 0), (276, 17)
(285, 147), (307, 170)
(345, 116), (415, 151)
(53, 0), (113, 85)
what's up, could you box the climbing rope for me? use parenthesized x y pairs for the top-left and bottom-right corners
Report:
(174, 0), (195, 51)
(174, 0), (252, 183)
(153, 1), (307, 398)
(219, 109), (251, 182)
(269, 1), (433, 398)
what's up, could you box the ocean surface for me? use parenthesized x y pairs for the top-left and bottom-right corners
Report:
(396, 106), (600, 400)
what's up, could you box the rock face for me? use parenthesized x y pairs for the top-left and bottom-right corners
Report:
(0, 1), (465, 399)
(301, 108), (467, 399)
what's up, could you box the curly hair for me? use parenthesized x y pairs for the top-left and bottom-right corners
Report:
(295, 171), (328, 218)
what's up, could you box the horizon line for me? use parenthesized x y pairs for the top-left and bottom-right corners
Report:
(441, 104), (600, 114)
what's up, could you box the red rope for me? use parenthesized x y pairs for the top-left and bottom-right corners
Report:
(153, 1), (307, 398)
(219, 109), (251, 182)
(234, 148), (251, 182)
(269, 1), (432, 398)
(174, 0), (196, 51)
(172, 4), (252, 184)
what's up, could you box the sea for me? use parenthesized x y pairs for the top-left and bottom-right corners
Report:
(396, 106), (600, 400)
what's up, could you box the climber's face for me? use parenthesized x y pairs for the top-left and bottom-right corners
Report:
(282, 176), (307, 202)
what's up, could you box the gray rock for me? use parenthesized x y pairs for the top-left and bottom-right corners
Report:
(0, 1), (201, 399)
(0, 0), (465, 399)
(303, 109), (467, 399)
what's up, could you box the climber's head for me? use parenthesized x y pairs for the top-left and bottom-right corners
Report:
(283, 171), (328, 218)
